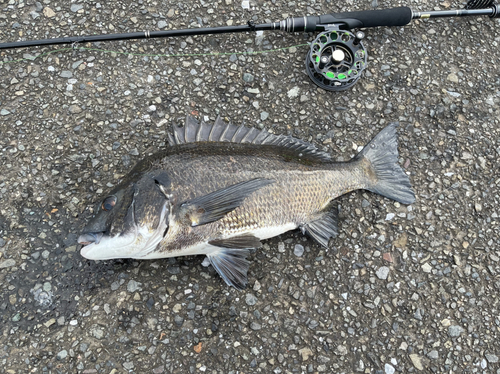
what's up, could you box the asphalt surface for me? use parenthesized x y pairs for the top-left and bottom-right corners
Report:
(1, 0), (500, 373)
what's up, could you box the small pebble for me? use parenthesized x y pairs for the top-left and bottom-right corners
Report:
(299, 347), (313, 361)
(69, 105), (82, 114)
(422, 263), (432, 273)
(428, 350), (439, 359)
(0, 259), (16, 268)
(384, 363), (395, 374)
(250, 322), (261, 330)
(376, 266), (390, 280)
(409, 354), (424, 370)
(70, 4), (83, 12)
(253, 280), (261, 291)
(448, 325), (464, 337)
(56, 350), (68, 360)
(287, 86), (300, 99)
(123, 362), (134, 370)
(382, 253), (393, 262)
(92, 328), (104, 339)
(294, 244), (304, 257)
(245, 293), (257, 306)
(243, 73), (254, 82)
(174, 315), (184, 327)
(60, 71), (73, 78)
(71, 60), (83, 69)
(486, 354), (499, 363)
(447, 73), (459, 82)
(127, 280), (140, 293)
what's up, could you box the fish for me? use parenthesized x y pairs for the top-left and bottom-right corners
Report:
(78, 116), (415, 289)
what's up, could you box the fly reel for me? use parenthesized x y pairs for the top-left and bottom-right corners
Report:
(305, 29), (367, 91)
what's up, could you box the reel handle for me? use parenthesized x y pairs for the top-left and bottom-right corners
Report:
(282, 7), (413, 32)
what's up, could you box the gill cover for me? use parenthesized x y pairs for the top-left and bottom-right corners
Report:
(79, 170), (171, 259)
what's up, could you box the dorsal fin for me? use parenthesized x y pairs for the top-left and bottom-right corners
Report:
(167, 115), (331, 162)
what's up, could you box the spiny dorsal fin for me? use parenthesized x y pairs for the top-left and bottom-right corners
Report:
(167, 115), (331, 162)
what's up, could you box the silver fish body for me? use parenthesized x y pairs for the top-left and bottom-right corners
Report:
(78, 117), (415, 289)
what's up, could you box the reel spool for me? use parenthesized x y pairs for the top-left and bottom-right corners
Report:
(305, 29), (367, 92)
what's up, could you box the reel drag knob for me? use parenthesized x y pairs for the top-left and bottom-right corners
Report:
(305, 29), (368, 92)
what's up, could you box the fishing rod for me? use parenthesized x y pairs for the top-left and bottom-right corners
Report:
(0, 0), (498, 91)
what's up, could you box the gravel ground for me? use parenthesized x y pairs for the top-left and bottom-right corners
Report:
(1, 0), (500, 373)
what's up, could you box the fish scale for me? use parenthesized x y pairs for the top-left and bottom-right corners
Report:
(79, 117), (415, 289)
(133, 143), (374, 258)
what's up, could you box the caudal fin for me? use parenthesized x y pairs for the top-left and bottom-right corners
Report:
(356, 123), (415, 204)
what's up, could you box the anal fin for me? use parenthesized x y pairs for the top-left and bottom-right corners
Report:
(301, 206), (339, 248)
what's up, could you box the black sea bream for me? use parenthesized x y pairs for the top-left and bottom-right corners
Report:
(78, 117), (415, 289)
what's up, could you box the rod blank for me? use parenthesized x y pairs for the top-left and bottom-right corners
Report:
(412, 7), (496, 19)
(0, 4), (498, 51)
(0, 23), (278, 51)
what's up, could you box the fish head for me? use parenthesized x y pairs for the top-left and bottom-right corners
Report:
(78, 171), (171, 260)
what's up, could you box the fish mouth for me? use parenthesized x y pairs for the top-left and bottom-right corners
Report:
(78, 232), (105, 258)
(78, 227), (145, 260)
(78, 232), (104, 246)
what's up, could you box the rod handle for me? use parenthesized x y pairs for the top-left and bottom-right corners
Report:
(283, 7), (413, 32)
(318, 6), (413, 29)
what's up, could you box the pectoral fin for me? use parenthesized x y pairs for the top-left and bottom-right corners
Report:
(206, 233), (262, 289)
(301, 205), (339, 248)
(178, 178), (274, 227)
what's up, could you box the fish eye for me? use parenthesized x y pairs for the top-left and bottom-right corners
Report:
(102, 196), (117, 211)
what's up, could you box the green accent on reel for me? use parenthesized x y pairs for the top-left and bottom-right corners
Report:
(325, 72), (335, 79)
(338, 73), (347, 80)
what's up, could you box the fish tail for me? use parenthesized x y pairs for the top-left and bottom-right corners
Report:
(355, 123), (415, 204)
